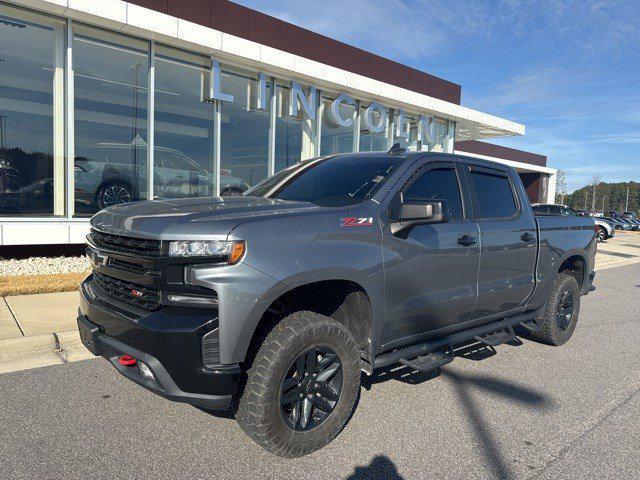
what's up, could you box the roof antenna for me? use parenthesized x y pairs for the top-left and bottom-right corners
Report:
(388, 143), (406, 155)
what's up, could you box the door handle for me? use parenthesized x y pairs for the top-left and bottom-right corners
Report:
(521, 232), (535, 243)
(457, 235), (477, 247)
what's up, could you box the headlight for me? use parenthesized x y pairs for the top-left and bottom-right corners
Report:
(168, 240), (245, 264)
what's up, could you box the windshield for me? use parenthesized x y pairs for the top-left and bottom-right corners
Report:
(244, 155), (402, 207)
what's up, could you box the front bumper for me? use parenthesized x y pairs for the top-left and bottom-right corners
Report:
(78, 277), (240, 410)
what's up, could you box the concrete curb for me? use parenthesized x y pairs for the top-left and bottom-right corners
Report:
(0, 329), (94, 374)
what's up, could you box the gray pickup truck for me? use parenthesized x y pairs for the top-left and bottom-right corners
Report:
(78, 150), (596, 457)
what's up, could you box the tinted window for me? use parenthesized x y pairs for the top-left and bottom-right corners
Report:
(470, 170), (518, 218)
(260, 156), (401, 207)
(403, 167), (463, 220)
(532, 205), (549, 215)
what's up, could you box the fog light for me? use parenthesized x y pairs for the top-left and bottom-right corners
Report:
(138, 361), (154, 379)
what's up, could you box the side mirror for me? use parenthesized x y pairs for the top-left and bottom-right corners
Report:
(390, 199), (447, 235)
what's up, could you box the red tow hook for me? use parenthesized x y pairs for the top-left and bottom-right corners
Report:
(118, 355), (137, 367)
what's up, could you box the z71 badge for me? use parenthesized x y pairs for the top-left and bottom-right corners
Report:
(341, 217), (373, 227)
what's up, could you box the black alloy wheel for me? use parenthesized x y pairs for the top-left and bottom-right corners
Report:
(555, 289), (575, 330)
(531, 272), (581, 346)
(280, 346), (343, 431)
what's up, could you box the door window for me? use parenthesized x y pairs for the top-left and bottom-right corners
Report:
(403, 166), (463, 220)
(470, 169), (518, 218)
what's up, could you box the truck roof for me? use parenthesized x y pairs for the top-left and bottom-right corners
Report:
(330, 151), (518, 174)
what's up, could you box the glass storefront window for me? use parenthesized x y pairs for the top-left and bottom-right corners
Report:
(394, 112), (420, 151)
(73, 26), (149, 216)
(0, 7), (459, 219)
(429, 119), (449, 152)
(219, 69), (270, 192)
(320, 94), (355, 155)
(0, 8), (64, 216)
(154, 47), (216, 199)
(274, 82), (316, 172)
(358, 103), (388, 152)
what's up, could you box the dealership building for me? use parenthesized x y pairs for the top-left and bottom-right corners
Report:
(0, 0), (556, 246)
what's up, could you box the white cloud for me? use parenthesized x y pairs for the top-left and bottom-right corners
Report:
(234, 0), (495, 63)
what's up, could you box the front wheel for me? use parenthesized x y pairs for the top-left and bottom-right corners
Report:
(235, 311), (361, 458)
(97, 181), (133, 209)
(531, 273), (581, 346)
(595, 226), (607, 242)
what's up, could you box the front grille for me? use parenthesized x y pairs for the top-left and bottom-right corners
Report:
(108, 257), (147, 275)
(90, 229), (161, 257)
(94, 272), (161, 311)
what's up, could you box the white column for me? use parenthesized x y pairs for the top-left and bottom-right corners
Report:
(146, 41), (155, 200)
(267, 77), (277, 176)
(545, 172), (557, 204)
(314, 93), (323, 157)
(445, 120), (456, 153)
(53, 21), (65, 216)
(352, 100), (361, 152)
(213, 100), (221, 196)
(64, 18), (75, 218)
(387, 110), (395, 150)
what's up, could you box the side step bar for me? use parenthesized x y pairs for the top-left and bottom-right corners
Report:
(474, 326), (517, 347)
(399, 346), (454, 373)
(374, 310), (540, 370)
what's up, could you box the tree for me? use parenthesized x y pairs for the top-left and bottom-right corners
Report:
(555, 170), (567, 205)
(590, 175), (602, 211)
(565, 181), (640, 214)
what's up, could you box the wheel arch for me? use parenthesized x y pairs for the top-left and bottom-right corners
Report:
(557, 253), (588, 289)
(234, 270), (381, 371)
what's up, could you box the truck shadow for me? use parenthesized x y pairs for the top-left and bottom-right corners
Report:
(361, 342), (557, 480)
(344, 455), (404, 480)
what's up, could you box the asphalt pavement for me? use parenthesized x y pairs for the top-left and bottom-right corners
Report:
(1, 262), (639, 480)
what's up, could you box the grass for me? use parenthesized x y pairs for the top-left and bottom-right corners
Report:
(0, 271), (90, 297)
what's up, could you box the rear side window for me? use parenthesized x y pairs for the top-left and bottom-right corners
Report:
(403, 167), (463, 220)
(470, 170), (518, 218)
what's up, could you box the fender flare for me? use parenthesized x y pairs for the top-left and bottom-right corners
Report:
(227, 267), (384, 365)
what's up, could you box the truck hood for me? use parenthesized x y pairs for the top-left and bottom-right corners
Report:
(90, 196), (321, 240)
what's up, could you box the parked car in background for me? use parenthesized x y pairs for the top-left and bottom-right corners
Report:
(600, 216), (625, 231)
(592, 218), (614, 242)
(607, 211), (638, 231)
(616, 216), (639, 230)
(75, 143), (250, 211)
(531, 204), (576, 216)
(621, 213), (640, 229)
(532, 204), (612, 242)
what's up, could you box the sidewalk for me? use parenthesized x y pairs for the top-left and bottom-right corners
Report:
(0, 291), (92, 374)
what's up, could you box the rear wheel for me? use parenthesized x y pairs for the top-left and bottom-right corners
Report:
(235, 311), (361, 457)
(531, 273), (581, 346)
(595, 226), (607, 242)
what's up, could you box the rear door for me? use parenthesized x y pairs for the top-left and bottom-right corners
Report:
(463, 163), (538, 320)
(380, 159), (480, 349)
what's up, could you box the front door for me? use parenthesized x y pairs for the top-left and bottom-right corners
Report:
(380, 161), (480, 349)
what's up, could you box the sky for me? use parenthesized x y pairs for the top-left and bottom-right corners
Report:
(236, 0), (640, 192)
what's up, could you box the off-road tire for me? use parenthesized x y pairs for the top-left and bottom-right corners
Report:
(531, 273), (581, 346)
(235, 311), (361, 458)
